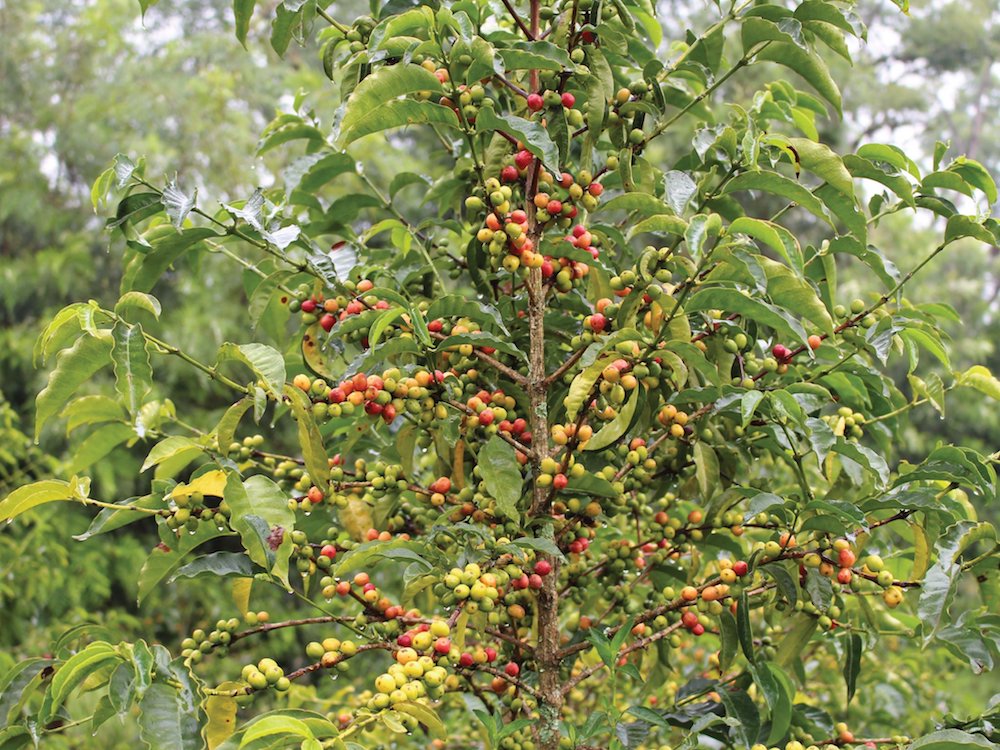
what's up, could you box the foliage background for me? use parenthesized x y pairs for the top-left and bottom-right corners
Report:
(1, 0), (999, 744)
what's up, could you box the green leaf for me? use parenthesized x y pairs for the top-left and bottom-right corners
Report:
(112, 321), (153, 417)
(283, 385), (330, 485)
(565, 353), (616, 421)
(34, 302), (87, 365)
(0, 658), (52, 725)
(723, 172), (833, 228)
(122, 227), (221, 293)
(498, 40), (572, 70)
(69, 422), (134, 474)
(35, 332), (113, 439)
(139, 680), (203, 750)
(138, 522), (231, 604)
(843, 633), (862, 704)
(948, 157), (998, 204)
(686, 288), (808, 346)
(115, 292), (162, 320)
(694, 442), (720, 500)
(627, 214), (689, 239)
(478, 436), (523, 521)
(240, 714), (315, 746)
(426, 295), (509, 334)
(395, 702), (447, 740)
(215, 398), (253, 454)
(718, 689), (759, 749)
(785, 137), (855, 198)
(476, 105), (560, 172)
(584, 387), (640, 451)
(74, 494), (164, 541)
(217, 342), (285, 398)
(233, 0), (256, 47)
(756, 42), (841, 113)
(367, 308), (406, 349)
(727, 218), (803, 273)
(225, 474), (295, 585)
(945, 215), (997, 245)
(908, 730), (999, 750)
(142, 436), (201, 472)
(599, 192), (674, 218)
(758, 662), (793, 744)
(0, 478), (88, 522)
(958, 365), (1000, 401)
(759, 257), (835, 334)
(44, 642), (122, 722)
(918, 521), (997, 641)
(170, 552), (254, 582)
(737, 590), (755, 663)
(336, 64), (446, 145)
(718, 611), (738, 672)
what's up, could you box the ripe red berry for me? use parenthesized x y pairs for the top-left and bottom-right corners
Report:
(485, 647), (497, 662)
(428, 319), (444, 333)
(772, 344), (791, 362)
(588, 182), (604, 196)
(300, 299), (317, 313)
(546, 199), (563, 215)
(561, 92), (576, 108)
(732, 560), (748, 577)
(691, 623), (705, 636)
(434, 637), (452, 654)
(504, 662), (520, 677)
(528, 573), (543, 589)
(534, 559), (553, 576)
(838, 549), (856, 568)
(501, 165), (519, 182)
(514, 150), (534, 170)
(808, 334), (822, 350)
(459, 652), (474, 667)
(320, 544), (337, 559)
(478, 408), (495, 425)
(590, 313), (607, 333)
(320, 313), (335, 332)
(552, 473), (568, 490)
(526, 93), (544, 111)
(397, 634), (412, 647)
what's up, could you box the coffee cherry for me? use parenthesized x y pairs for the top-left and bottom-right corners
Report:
(527, 93), (544, 111)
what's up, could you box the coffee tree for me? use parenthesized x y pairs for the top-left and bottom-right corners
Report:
(3, 0), (1000, 749)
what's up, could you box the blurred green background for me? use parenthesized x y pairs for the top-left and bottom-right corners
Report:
(1, 0), (998, 742)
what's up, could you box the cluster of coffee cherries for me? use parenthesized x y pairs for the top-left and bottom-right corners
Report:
(165, 489), (229, 533)
(656, 404), (691, 439)
(225, 433), (264, 462)
(304, 636), (359, 672)
(524, 88), (585, 129)
(287, 278), (380, 334)
(365, 621), (456, 710)
(822, 405), (867, 440)
(180, 617), (242, 663)
(240, 657), (291, 693)
(435, 562), (504, 613)
(292, 370), (398, 423)
(460, 388), (526, 440)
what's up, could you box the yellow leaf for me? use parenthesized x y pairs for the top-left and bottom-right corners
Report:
(171, 469), (229, 501)
(232, 578), (253, 616)
(341, 496), (373, 541)
(203, 682), (240, 749)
